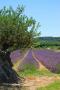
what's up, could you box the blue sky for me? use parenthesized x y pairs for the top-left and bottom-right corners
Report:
(0, 0), (60, 37)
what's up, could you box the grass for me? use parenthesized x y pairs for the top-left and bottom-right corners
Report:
(17, 64), (54, 77)
(37, 80), (60, 90)
(17, 64), (60, 90)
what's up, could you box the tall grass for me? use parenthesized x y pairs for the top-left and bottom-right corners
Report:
(37, 80), (60, 90)
(17, 64), (54, 77)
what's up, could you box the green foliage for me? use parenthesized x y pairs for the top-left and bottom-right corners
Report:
(0, 5), (40, 51)
(33, 37), (60, 49)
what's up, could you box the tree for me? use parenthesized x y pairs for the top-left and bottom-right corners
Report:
(0, 5), (40, 83)
(0, 5), (40, 51)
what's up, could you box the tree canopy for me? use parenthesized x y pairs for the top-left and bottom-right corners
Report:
(0, 5), (40, 51)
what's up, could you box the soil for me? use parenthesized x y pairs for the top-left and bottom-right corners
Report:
(21, 75), (60, 90)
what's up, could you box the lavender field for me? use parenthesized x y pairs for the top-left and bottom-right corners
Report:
(33, 49), (60, 73)
(18, 50), (39, 70)
(11, 49), (60, 74)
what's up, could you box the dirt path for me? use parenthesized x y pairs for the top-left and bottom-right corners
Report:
(13, 50), (29, 71)
(21, 75), (60, 90)
(32, 51), (48, 70)
(13, 50), (48, 71)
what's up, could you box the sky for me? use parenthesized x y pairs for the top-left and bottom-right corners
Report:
(0, 0), (60, 37)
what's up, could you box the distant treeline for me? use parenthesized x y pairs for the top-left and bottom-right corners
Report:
(40, 37), (60, 42)
(33, 37), (60, 49)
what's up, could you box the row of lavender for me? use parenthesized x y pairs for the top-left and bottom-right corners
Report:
(10, 49), (39, 70)
(33, 49), (60, 73)
(18, 50), (39, 70)
(10, 49), (60, 73)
